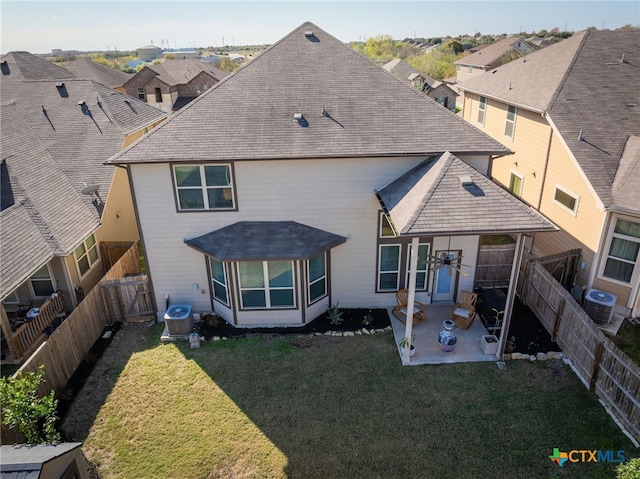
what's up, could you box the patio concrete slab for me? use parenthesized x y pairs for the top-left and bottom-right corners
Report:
(390, 304), (499, 365)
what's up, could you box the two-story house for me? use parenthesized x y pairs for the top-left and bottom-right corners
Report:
(0, 52), (167, 355)
(457, 30), (640, 321)
(106, 23), (555, 330)
(382, 59), (458, 111)
(120, 59), (228, 113)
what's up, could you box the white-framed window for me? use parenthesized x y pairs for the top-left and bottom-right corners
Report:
(3, 291), (20, 305)
(468, 65), (473, 74)
(504, 105), (517, 139)
(602, 218), (640, 284)
(307, 252), (327, 304)
(30, 264), (55, 297)
(477, 96), (486, 126)
(137, 87), (145, 100)
(209, 257), (229, 305)
(379, 213), (396, 237)
(75, 234), (99, 277)
(238, 260), (295, 309)
(553, 185), (579, 215)
(378, 244), (401, 291)
(406, 243), (430, 290)
(173, 164), (235, 211)
(509, 171), (524, 197)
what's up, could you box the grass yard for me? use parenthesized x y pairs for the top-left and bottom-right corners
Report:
(61, 323), (637, 479)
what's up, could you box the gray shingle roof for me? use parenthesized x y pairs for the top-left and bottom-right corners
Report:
(454, 36), (536, 69)
(149, 59), (227, 85)
(185, 221), (347, 260)
(382, 59), (438, 87)
(0, 443), (83, 476)
(108, 22), (509, 165)
(459, 30), (640, 207)
(612, 136), (640, 212)
(376, 152), (557, 236)
(62, 57), (132, 88)
(0, 51), (76, 81)
(0, 56), (167, 296)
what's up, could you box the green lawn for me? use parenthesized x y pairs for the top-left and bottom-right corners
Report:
(61, 324), (637, 479)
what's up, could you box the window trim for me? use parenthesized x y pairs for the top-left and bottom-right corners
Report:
(599, 217), (640, 285)
(74, 234), (100, 278)
(237, 260), (296, 310)
(307, 252), (328, 305)
(209, 257), (230, 306)
(172, 163), (237, 212)
(30, 264), (55, 298)
(137, 87), (145, 100)
(552, 184), (579, 216)
(504, 105), (517, 140)
(379, 212), (396, 238)
(405, 243), (430, 291)
(509, 170), (524, 197)
(377, 243), (402, 292)
(477, 96), (486, 126)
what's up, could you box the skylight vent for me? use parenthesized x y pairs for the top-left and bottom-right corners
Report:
(1, 60), (9, 75)
(304, 31), (314, 37)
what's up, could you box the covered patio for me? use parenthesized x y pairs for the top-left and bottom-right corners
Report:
(389, 303), (496, 365)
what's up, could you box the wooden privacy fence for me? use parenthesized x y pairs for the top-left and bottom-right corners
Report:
(1, 241), (150, 444)
(475, 243), (516, 288)
(521, 261), (640, 444)
(102, 275), (154, 323)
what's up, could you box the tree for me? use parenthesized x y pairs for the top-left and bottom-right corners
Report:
(444, 40), (464, 55)
(0, 366), (60, 444)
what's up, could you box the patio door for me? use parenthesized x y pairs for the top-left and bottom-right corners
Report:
(431, 251), (456, 302)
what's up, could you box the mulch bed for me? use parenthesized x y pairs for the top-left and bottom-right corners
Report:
(195, 308), (391, 340)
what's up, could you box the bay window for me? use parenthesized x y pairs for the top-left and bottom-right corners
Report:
(238, 260), (295, 309)
(603, 219), (640, 284)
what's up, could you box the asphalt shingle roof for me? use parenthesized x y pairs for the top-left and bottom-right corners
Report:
(376, 152), (557, 236)
(62, 57), (132, 88)
(148, 59), (227, 86)
(454, 36), (536, 69)
(1, 51), (75, 81)
(108, 22), (509, 165)
(458, 30), (640, 208)
(185, 221), (347, 260)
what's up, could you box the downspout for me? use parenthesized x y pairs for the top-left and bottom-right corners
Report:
(497, 233), (525, 359)
(402, 236), (420, 364)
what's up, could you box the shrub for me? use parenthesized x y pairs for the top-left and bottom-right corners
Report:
(327, 302), (344, 326)
(0, 365), (60, 444)
(617, 457), (640, 479)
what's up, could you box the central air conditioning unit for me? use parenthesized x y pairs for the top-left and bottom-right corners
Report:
(583, 289), (617, 327)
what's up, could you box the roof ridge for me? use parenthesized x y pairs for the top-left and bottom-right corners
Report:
(546, 30), (590, 111)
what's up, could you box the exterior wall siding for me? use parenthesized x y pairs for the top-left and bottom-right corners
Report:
(176, 71), (219, 97)
(130, 156), (482, 324)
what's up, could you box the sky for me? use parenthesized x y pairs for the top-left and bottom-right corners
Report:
(1, 0), (638, 54)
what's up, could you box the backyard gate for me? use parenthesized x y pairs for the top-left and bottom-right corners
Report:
(101, 274), (154, 322)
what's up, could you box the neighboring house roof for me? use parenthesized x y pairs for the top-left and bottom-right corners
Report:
(459, 30), (640, 209)
(0, 51), (75, 81)
(185, 221), (347, 260)
(454, 36), (537, 69)
(138, 45), (161, 51)
(382, 59), (439, 89)
(0, 53), (167, 296)
(376, 152), (556, 236)
(108, 22), (509, 165)
(149, 59), (227, 86)
(62, 57), (132, 88)
(0, 443), (83, 478)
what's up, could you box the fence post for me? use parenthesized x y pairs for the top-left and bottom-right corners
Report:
(552, 298), (565, 342)
(589, 342), (604, 393)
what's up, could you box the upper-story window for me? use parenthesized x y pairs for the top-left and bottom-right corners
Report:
(602, 218), (640, 284)
(173, 164), (235, 211)
(75, 234), (100, 277)
(137, 87), (145, 100)
(509, 171), (523, 197)
(477, 96), (486, 126)
(504, 105), (517, 139)
(553, 185), (579, 215)
(154, 87), (162, 103)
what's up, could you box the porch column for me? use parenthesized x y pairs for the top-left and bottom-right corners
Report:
(497, 233), (525, 359)
(403, 236), (420, 364)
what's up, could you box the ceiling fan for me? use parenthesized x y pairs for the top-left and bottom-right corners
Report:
(426, 237), (471, 277)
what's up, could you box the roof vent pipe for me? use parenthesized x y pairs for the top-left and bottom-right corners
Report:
(304, 31), (314, 37)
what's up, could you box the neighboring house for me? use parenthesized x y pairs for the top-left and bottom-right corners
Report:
(0, 52), (167, 352)
(0, 442), (89, 478)
(62, 56), (132, 89)
(136, 44), (162, 62)
(382, 59), (458, 111)
(453, 36), (539, 83)
(120, 59), (228, 113)
(457, 30), (640, 320)
(106, 22), (555, 329)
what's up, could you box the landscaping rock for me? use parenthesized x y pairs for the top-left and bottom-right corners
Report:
(536, 352), (547, 361)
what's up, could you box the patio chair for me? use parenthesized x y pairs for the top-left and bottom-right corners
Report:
(392, 289), (427, 324)
(450, 290), (478, 329)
